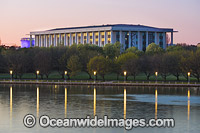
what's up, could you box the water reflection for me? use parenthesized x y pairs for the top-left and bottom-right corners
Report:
(65, 88), (67, 118)
(188, 89), (190, 120)
(155, 88), (158, 120)
(10, 86), (12, 122)
(37, 87), (39, 118)
(94, 88), (96, 116)
(124, 88), (126, 119)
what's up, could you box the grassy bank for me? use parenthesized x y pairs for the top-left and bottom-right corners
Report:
(0, 71), (199, 83)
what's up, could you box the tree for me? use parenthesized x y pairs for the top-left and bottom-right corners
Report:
(34, 49), (52, 79)
(78, 44), (102, 79)
(188, 51), (200, 81)
(87, 56), (110, 81)
(166, 45), (184, 52)
(167, 52), (182, 80)
(159, 54), (173, 81)
(67, 55), (82, 76)
(117, 52), (138, 78)
(180, 50), (192, 80)
(0, 53), (7, 73)
(125, 47), (144, 56)
(103, 42), (122, 59)
(6, 50), (30, 79)
(146, 43), (164, 55)
(139, 55), (154, 80)
(123, 57), (139, 80)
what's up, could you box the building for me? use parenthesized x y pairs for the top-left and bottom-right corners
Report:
(30, 24), (176, 51)
(21, 38), (35, 48)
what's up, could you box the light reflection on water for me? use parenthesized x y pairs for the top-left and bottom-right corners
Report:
(0, 84), (200, 133)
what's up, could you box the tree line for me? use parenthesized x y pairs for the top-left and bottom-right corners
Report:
(0, 42), (199, 81)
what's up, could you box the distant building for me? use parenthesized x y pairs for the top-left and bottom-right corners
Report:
(197, 43), (200, 47)
(30, 24), (176, 51)
(21, 38), (35, 48)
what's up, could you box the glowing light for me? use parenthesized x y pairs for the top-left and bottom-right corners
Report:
(124, 71), (127, 76)
(36, 70), (40, 75)
(188, 72), (191, 77)
(155, 72), (158, 76)
(124, 88), (126, 119)
(94, 71), (97, 76)
(65, 71), (67, 75)
(10, 70), (13, 75)
(94, 88), (96, 116)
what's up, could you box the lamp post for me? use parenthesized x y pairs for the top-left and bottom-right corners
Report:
(188, 72), (190, 84)
(94, 71), (96, 83)
(10, 70), (13, 81)
(124, 71), (127, 83)
(36, 70), (40, 82)
(155, 72), (158, 83)
(65, 71), (67, 82)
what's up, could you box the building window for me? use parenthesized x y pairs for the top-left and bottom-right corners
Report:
(101, 32), (105, 46)
(56, 34), (60, 46)
(47, 35), (50, 47)
(78, 33), (81, 44)
(148, 32), (154, 45)
(116, 32), (120, 42)
(83, 33), (87, 44)
(95, 32), (98, 45)
(125, 32), (129, 49)
(67, 34), (70, 46)
(89, 33), (93, 44)
(142, 32), (146, 51)
(61, 34), (64, 45)
(107, 31), (111, 44)
(72, 34), (75, 44)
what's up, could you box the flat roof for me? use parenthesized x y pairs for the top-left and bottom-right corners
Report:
(48, 24), (173, 31)
(30, 24), (176, 35)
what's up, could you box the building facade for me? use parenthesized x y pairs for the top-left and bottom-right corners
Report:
(21, 38), (35, 48)
(30, 24), (175, 51)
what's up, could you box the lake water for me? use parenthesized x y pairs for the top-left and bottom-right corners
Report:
(0, 84), (200, 133)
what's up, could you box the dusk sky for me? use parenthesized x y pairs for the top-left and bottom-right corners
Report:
(0, 0), (199, 46)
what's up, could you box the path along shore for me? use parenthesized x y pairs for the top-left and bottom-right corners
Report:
(0, 80), (200, 87)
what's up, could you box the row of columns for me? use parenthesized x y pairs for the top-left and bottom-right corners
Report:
(35, 31), (112, 47)
(33, 31), (173, 50)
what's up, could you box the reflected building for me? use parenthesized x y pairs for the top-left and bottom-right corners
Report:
(30, 24), (176, 51)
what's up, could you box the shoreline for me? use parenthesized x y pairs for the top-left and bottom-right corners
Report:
(0, 81), (200, 87)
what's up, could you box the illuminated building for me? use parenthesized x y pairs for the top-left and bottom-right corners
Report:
(21, 38), (35, 48)
(30, 24), (176, 51)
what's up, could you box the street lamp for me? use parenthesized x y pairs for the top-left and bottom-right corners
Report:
(155, 72), (158, 83)
(36, 70), (40, 82)
(94, 71), (97, 83)
(124, 71), (127, 83)
(10, 70), (13, 81)
(64, 71), (67, 82)
(188, 72), (190, 84)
